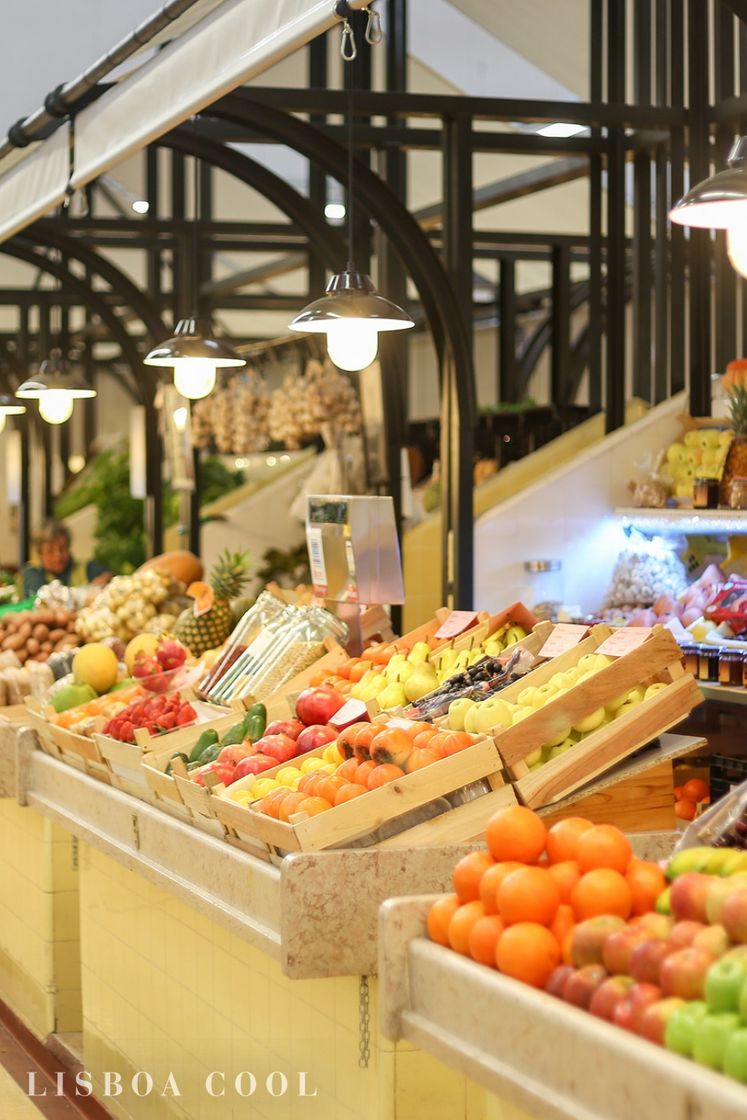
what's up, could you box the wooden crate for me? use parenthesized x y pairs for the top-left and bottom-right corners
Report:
(24, 699), (111, 783)
(489, 626), (702, 809)
(140, 742), (192, 823)
(212, 733), (508, 855)
(94, 701), (239, 801)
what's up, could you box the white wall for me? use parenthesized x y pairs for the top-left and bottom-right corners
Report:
(474, 392), (689, 615)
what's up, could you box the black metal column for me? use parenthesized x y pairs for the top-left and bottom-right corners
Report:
(605, 0), (626, 432)
(588, 0), (604, 414)
(687, 0), (712, 415)
(308, 33), (328, 298)
(669, 0), (686, 395)
(37, 303), (54, 518)
(441, 113), (474, 607)
(551, 245), (572, 404)
(715, 5), (737, 373)
(498, 257), (517, 402)
(16, 307), (30, 566)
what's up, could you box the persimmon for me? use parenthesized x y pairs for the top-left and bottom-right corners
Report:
(479, 861), (524, 915)
(440, 731), (474, 756)
(338, 723), (369, 759)
(334, 783), (368, 805)
(452, 850), (495, 903)
(570, 868), (632, 921)
(257, 788), (289, 818)
(405, 748), (440, 772)
(412, 727), (439, 751)
(485, 805), (547, 864)
(545, 817), (594, 864)
(468, 915), (505, 967)
(675, 798), (697, 821)
(301, 796), (333, 816)
(497, 922), (561, 987)
(355, 759), (378, 785)
(625, 858), (667, 916)
(316, 775), (347, 803)
(298, 770), (325, 794)
(370, 727), (412, 767)
(497, 866), (560, 926)
(448, 900), (486, 955)
(277, 791), (307, 822)
(337, 757), (360, 782)
(576, 824), (632, 874)
(353, 724), (378, 762)
(681, 778), (709, 802)
(367, 763), (406, 789)
(427, 893), (460, 946)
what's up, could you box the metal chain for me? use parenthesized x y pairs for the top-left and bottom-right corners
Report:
(358, 975), (371, 1068)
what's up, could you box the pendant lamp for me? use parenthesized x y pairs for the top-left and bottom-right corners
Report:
(15, 352), (95, 425)
(289, 10), (413, 369)
(670, 137), (747, 230)
(0, 394), (25, 433)
(145, 148), (245, 397)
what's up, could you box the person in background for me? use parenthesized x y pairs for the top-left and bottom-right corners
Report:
(22, 521), (110, 599)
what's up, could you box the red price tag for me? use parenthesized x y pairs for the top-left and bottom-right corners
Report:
(538, 623), (589, 659)
(434, 611), (478, 640)
(329, 698), (370, 730)
(595, 627), (652, 657)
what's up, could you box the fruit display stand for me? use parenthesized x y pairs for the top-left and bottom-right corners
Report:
(378, 895), (747, 1120)
(212, 735), (516, 858)
(490, 625), (702, 808)
(24, 697), (113, 783)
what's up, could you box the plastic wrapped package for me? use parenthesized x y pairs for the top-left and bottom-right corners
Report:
(601, 536), (688, 609)
(675, 776), (747, 851)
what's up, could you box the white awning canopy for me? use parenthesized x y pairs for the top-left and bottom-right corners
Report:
(0, 0), (367, 244)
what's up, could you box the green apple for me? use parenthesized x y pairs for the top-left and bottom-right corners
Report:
(665, 1001), (708, 1056)
(692, 1012), (741, 1070)
(572, 707), (606, 734)
(644, 682), (668, 702)
(724, 1028), (747, 1083)
(625, 687), (645, 704)
(471, 698), (515, 735)
(705, 956), (747, 1013)
(517, 686), (540, 708)
(525, 747), (543, 767)
(548, 737), (576, 760)
(448, 697), (476, 731)
(575, 670), (600, 685)
(576, 653), (600, 674)
(534, 681), (558, 702)
(549, 670), (577, 691)
(511, 707), (532, 725)
(543, 721), (573, 748)
(594, 654), (615, 670)
(656, 886), (672, 915)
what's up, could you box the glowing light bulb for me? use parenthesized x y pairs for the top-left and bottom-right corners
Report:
(173, 361), (216, 400)
(173, 406), (189, 432)
(325, 320), (379, 371)
(0, 414), (5, 433)
(727, 224), (747, 277)
(38, 391), (74, 424)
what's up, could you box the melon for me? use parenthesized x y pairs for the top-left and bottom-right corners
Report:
(137, 550), (203, 586)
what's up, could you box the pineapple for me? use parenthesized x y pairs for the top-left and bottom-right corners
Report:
(174, 550), (251, 656)
(720, 359), (747, 504)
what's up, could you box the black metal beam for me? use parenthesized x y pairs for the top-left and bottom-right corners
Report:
(606, 0), (627, 432)
(688, 0), (712, 415)
(498, 258), (518, 402)
(551, 245), (572, 405)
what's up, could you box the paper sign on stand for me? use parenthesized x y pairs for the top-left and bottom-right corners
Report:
(434, 611), (478, 640)
(538, 623), (589, 659)
(596, 627), (652, 657)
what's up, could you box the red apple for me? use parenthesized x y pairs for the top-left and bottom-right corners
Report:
(705, 879), (747, 926)
(670, 872), (712, 923)
(562, 963), (608, 1009)
(638, 997), (686, 1045)
(133, 653), (162, 678)
(668, 920), (707, 949)
(693, 924), (730, 959)
(253, 734), (298, 765)
(295, 686), (345, 727)
(631, 913), (674, 938)
(721, 890), (747, 945)
(264, 719), (304, 741)
(571, 916), (627, 967)
(545, 965), (576, 999)
(613, 982), (662, 1033)
(296, 724), (338, 754)
(233, 754), (276, 780)
(660, 947), (715, 1000)
(629, 939), (676, 985)
(589, 975), (635, 1021)
(602, 927), (653, 976)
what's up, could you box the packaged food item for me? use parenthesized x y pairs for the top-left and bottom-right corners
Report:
(675, 775), (747, 851)
(705, 579), (747, 635)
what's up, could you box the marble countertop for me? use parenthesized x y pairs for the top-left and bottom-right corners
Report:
(378, 896), (747, 1120)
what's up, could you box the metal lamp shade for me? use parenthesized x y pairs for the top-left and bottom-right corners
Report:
(670, 137), (747, 229)
(289, 270), (414, 333)
(0, 394), (26, 416)
(144, 318), (246, 368)
(15, 357), (96, 400)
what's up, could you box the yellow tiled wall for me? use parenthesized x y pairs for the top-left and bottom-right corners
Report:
(0, 801), (81, 1038)
(79, 844), (528, 1120)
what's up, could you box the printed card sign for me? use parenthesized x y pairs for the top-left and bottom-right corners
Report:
(434, 611), (478, 640)
(595, 627), (652, 657)
(538, 623), (589, 659)
(306, 526), (328, 597)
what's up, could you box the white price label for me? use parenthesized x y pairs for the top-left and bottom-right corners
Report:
(538, 623), (589, 659)
(595, 627), (652, 657)
(307, 526), (328, 596)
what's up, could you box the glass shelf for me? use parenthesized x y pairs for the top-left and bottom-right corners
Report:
(616, 506), (747, 535)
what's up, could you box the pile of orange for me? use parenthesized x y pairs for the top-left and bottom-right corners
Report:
(673, 776), (710, 822)
(427, 806), (666, 988)
(305, 640), (435, 697)
(254, 718), (475, 821)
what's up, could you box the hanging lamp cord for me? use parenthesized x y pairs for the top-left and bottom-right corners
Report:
(347, 81), (355, 273)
